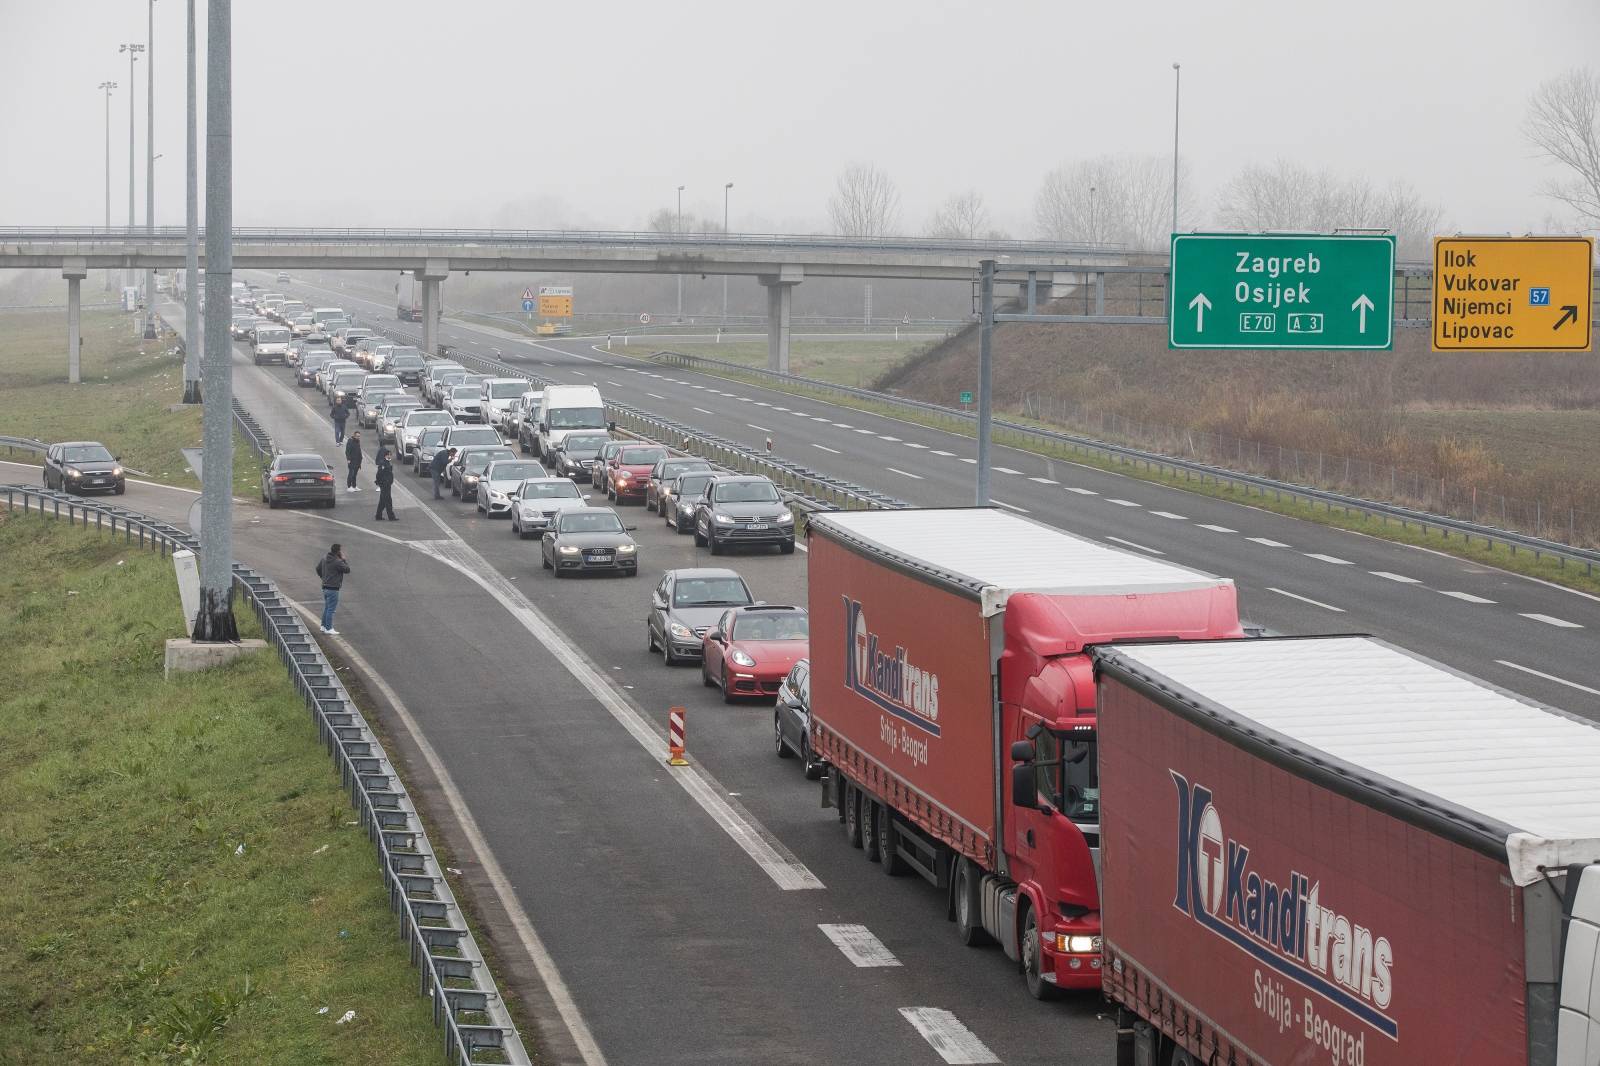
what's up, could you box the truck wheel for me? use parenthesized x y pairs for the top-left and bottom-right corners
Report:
(876, 805), (906, 875)
(1022, 908), (1057, 1001)
(860, 798), (881, 862)
(843, 784), (863, 848)
(955, 859), (990, 946)
(774, 713), (793, 759)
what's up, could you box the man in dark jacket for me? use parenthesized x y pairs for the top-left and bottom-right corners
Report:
(430, 446), (456, 500)
(331, 397), (350, 444)
(315, 543), (349, 635)
(374, 448), (397, 521)
(344, 431), (363, 492)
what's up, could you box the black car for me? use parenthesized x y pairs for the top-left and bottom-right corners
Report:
(297, 352), (335, 387)
(693, 475), (796, 555)
(387, 348), (427, 385)
(448, 446), (518, 501)
(661, 470), (716, 534)
(549, 431), (610, 480)
(645, 456), (713, 513)
(261, 453), (335, 508)
(540, 508), (638, 577)
(592, 441), (626, 489)
(645, 567), (754, 665)
(774, 660), (825, 779)
(43, 441), (125, 494)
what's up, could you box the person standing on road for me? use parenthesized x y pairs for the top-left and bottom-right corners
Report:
(344, 431), (363, 492)
(430, 446), (456, 500)
(315, 543), (349, 635)
(331, 396), (350, 444)
(374, 448), (397, 521)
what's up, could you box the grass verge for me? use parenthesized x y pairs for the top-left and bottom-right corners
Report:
(611, 351), (1600, 597)
(0, 512), (447, 1064)
(0, 308), (260, 497)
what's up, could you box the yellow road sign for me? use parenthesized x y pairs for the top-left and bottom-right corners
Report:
(538, 295), (573, 318)
(1432, 236), (1594, 351)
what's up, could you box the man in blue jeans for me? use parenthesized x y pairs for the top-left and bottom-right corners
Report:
(315, 542), (350, 635)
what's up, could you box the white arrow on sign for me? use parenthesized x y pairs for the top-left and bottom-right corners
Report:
(1352, 293), (1374, 333)
(1188, 292), (1212, 332)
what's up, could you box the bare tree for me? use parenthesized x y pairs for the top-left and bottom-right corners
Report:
(1218, 161), (1443, 258)
(1034, 155), (1191, 250)
(927, 190), (990, 239)
(828, 163), (901, 237)
(1525, 67), (1600, 229)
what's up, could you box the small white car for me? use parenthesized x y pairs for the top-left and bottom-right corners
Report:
(509, 476), (590, 536)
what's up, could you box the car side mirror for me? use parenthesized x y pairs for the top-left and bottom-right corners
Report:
(583, 494), (592, 501)
(624, 525), (637, 532)
(607, 420), (617, 431)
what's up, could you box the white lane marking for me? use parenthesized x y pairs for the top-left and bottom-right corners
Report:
(813, 444), (841, 454)
(1304, 553), (1353, 565)
(1150, 510), (1187, 520)
(279, 507), (410, 546)
(1106, 535), (1165, 555)
(792, 410), (812, 417)
(1520, 612), (1584, 629)
(1028, 476), (1058, 484)
(904, 442), (928, 449)
(290, 603), (609, 1066)
(993, 466), (1022, 475)
(605, 380), (625, 387)
(647, 392), (666, 399)
(1439, 590), (1496, 604)
(1106, 498), (1140, 507)
(693, 407), (713, 415)
(899, 1008), (1000, 1065)
(747, 424), (772, 433)
(1268, 587), (1346, 612)
(411, 541), (824, 890)
(1197, 523), (1237, 533)
(886, 467), (924, 480)
(1494, 660), (1600, 696)
(818, 924), (902, 968)
(854, 428), (876, 434)
(958, 457), (976, 464)
(879, 435), (902, 442)
(772, 406), (790, 412)
(1248, 537), (1290, 547)
(931, 449), (955, 457)
(1063, 486), (1098, 495)
(572, 371), (588, 377)
(993, 500), (1030, 513)
(1370, 571), (1421, 584)
(832, 423), (853, 429)
(810, 415), (831, 421)
(753, 401), (771, 407)
(689, 384), (705, 389)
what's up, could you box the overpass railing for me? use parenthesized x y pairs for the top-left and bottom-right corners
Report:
(0, 486), (532, 1065)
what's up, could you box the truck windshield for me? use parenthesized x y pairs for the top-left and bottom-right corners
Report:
(549, 406), (606, 430)
(1037, 730), (1099, 824)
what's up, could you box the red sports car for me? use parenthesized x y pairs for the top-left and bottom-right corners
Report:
(607, 444), (668, 504)
(701, 605), (810, 702)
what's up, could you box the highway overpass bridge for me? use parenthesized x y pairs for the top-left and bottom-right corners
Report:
(2, 227), (1128, 371)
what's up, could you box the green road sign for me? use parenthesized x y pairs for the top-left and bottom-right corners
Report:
(959, 390), (973, 404)
(1169, 233), (1395, 350)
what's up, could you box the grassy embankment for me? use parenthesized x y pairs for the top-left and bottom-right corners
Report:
(0, 308), (260, 497)
(0, 513), (447, 1063)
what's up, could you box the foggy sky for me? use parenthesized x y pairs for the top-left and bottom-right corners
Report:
(3, 0), (1597, 237)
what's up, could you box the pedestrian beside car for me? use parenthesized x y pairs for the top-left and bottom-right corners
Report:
(374, 448), (397, 521)
(430, 446), (456, 500)
(344, 431), (363, 492)
(315, 543), (349, 635)
(331, 397), (350, 444)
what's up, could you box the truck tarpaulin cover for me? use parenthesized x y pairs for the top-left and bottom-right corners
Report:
(1099, 680), (1526, 1066)
(809, 533), (995, 847)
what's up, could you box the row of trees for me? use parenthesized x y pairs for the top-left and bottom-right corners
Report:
(791, 66), (1598, 254)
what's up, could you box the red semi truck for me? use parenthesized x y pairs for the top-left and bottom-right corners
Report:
(1093, 635), (1600, 1066)
(806, 507), (1245, 999)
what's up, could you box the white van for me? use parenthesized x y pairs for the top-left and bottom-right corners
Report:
(251, 324), (293, 365)
(479, 378), (527, 427)
(536, 384), (609, 463)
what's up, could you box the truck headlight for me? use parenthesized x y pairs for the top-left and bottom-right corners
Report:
(729, 650), (756, 667)
(1056, 934), (1101, 953)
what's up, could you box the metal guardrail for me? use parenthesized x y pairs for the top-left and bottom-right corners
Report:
(0, 486), (532, 1065)
(1, 433), (47, 457)
(645, 349), (1600, 575)
(231, 399), (273, 461)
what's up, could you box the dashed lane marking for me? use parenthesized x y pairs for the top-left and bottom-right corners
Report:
(1063, 486), (1098, 495)
(879, 435), (902, 442)
(747, 424), (772, 433)
(1520, 613), (1583, 629)
(1439, 590), (1495, 604)
(693, 407), (713, 415)
(993, 466), (1022, 475)
(1494, 660), (1600, 696)
(1304, 553), (1353, 565)
(1248, 537), (1290, 547)
(903, 442), (928, 449)
(1371, 571), (1421, 584)
(1150, 511), (1187, 520)
(993, 500), (1030, 513)
(818, 924), (902, 968)
(1028, 476), (1058, 485)
(899, 1008), (1000, 1065)
(886, 467), (924, 480)
(813, 444), (841, 454)
(1197, 523), (1237, 533)
(1106, 498), (1140, 507)
(1268, 587), (1345, 612)
(1106, 535), (1164, 555)
(647, 393), (665, 399)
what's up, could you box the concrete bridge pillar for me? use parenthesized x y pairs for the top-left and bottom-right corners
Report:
(63, 258), (88, 384)
(416, 258), (449, 357)
(758, 265), (802, 374)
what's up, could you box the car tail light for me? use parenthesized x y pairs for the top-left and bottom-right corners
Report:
(273, 474), (289, 483)
(318, 474), (333, 482)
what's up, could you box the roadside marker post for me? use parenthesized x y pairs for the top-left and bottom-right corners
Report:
(668, 706), (688, 766)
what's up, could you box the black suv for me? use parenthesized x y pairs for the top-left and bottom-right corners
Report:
(692, 475), (795, 555)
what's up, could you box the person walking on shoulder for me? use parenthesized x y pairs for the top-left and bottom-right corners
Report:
(374, 448), (397, 521)
(315, 543), (349, 635)
(430, 446), (456, 500)
(344, 431), (363, 492)
(331, 396), (350, 444)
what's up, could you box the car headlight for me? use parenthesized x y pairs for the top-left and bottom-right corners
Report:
(66, 467), (82, 478)
(558, 545), (579, 555)
(729, 650), (756, 668)
(112, 466), (123, 477)
(668, 622), (692, 640)
(617, 543), (636, 553)
(778, 513), (795, 525)
(465, 475), (479, 484)
(714, 513), (734, 525)
(615, 472), (630, 482)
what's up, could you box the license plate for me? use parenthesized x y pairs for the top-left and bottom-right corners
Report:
(586, 551), (612, 560)
(295, 477), (316, 483)
(749, 523), (768, 530)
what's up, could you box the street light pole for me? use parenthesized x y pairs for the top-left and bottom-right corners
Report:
(119, 42), (144, 291)
(976, 259), (995, 506)
(100, 81), (117, 290)
(182, 0), (200, 402)
(144, 0), (158, 339)
(196, 0), (237, 642)
(1089, 185), (1097, 244)
(675, 184), (685, 322)
(1171, 62), (1182, 237)
(722, 182), (733, 323)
